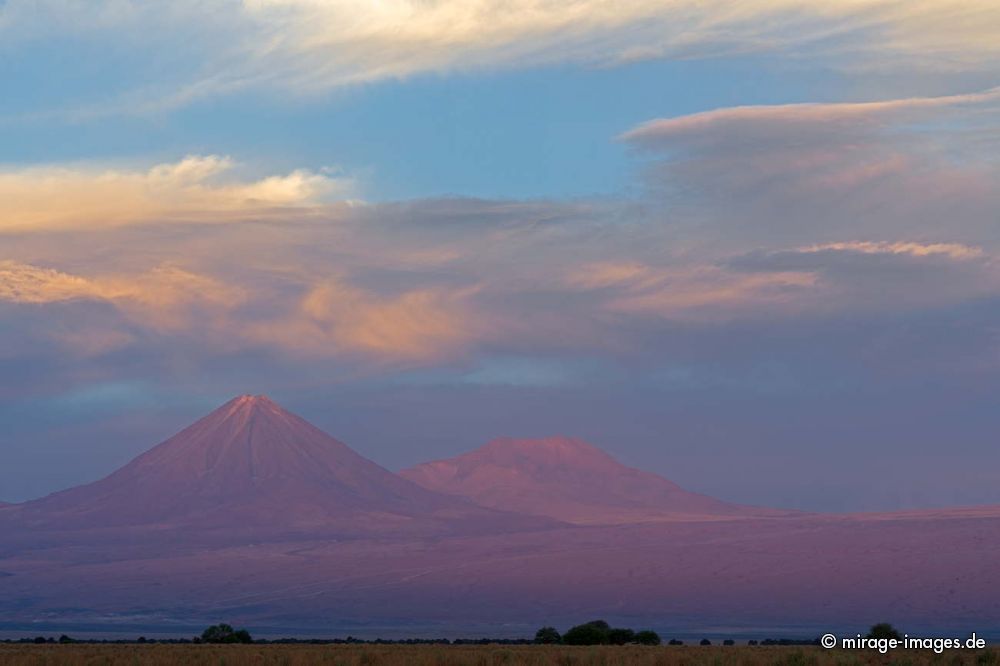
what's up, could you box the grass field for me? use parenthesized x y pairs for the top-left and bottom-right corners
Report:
(0, 644), (998, 665)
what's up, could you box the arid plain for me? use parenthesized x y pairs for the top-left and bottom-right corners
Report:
(2, 644), (1000, 666)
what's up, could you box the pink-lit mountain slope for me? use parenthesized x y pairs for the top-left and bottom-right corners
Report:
(401, 436), (787, 524)
(6, 396), (554, 540)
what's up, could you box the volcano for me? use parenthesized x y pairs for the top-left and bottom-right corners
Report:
(1, 403), (998, 635)
(7, 396), (554, 540)
(401, 436), (784, 524)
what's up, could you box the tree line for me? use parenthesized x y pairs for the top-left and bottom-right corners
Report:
(534, 620), (661, 646)
(9, 621), (905, 647)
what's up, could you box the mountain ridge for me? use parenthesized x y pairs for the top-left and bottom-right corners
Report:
(401, 435), (788, 524)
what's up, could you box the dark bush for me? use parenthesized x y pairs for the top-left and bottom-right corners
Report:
(866, 623), (902, 640)
(534, 626), (561, 644)
(723, 639), (735, 646)
(200, 623), (253, 644)
(668, 638), (684, 645)
(700, 638), (712, 646)
(563, 621), (610, 646)
(634, 630), (661, 646)
(607, 628), (635, 645)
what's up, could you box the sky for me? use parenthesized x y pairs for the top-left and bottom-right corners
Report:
(2, 0), (1000, 512)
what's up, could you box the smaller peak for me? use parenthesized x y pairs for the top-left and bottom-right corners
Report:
(487, 436), (598, 452)
(477, 436), (615, 466)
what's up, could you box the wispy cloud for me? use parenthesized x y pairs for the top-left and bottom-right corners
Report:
(796, 241), (984, 261)
(4, 1), (1000, 118)
(567, 262), (816, 320)
(621, 87), (1000, 146)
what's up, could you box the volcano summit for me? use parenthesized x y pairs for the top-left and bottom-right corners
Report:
(5, 395), (553, 541)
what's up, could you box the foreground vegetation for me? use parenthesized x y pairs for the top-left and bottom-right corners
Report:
(1, 643), (998, 665)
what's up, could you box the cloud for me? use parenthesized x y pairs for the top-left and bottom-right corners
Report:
(4, 1), (1000, 118)
(620, 88), (1000, 251)
(566, 261), (817, 320)
(0, 260), (247, 331)
(795, 241), (984, 261)
(248, 279), (483, 363)
(0, 259), (484, 364)
(0, 261), (98, 304)
(4, 181), (997, 369)
(0, 155), (351, 232)
(3, 84), (1000, 380)
(728, 242), (989, 273)
(134, 1), (1000, 98)
(621, 87), (1000, 147)
(726, 241), (998, 315)
(566, 262), (659, 290)
(562, 236), (998, 323)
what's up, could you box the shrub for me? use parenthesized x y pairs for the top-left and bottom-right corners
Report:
(534, 626), (561, 644)
(563, 621), (610, 646)
(668, 638), (684, 646)
(607, 628), (635, 645)
(634, 630), (661, 646)
(700, 638), (712, 646)
(866, 623), (902, 640)
(200, 623), (253, 644)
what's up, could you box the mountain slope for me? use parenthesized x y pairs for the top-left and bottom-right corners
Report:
(401, 436), (784, 524)
(7, 396), (554, 539)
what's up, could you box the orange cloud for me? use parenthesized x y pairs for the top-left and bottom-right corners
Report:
(1, 255), (488, 363)
(565, 262), (658, 290)
(608, 271), (818, 318)
(0, 261), (246, 331)
(0, 156), (352, 232)
(0, 261), (98, 303)
(250, 279), (482, 363)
